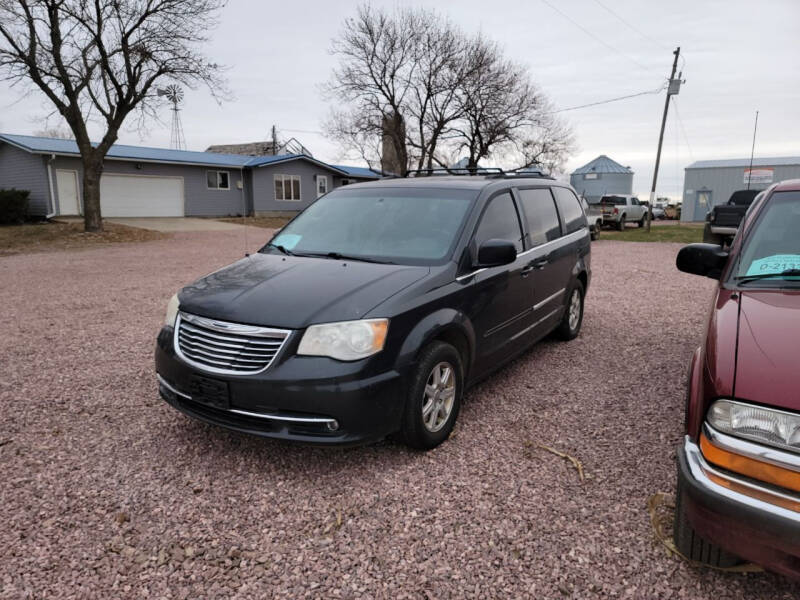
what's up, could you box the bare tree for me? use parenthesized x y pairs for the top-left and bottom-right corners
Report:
(515, 112), (576, 175)
(0, 0), (227, 231)
(326, 6), (574, 176)
(325, 5), (422, 175)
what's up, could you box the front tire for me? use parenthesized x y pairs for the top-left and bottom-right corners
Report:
(400, 341), (463, 450)
(673, 476), (742, 567)
(638, 215), (646, 227)
(555, 281), (584, 341)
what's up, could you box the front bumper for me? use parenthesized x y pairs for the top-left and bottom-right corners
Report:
(677, 436), (800, 578)
(709, 226), (738, 236)
(155, 326), (406, 445)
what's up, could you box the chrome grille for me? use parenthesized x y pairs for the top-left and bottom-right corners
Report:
(175, 312), (290, 375)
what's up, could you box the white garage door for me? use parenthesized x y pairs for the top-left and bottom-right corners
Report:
(100, 174), (184, 217)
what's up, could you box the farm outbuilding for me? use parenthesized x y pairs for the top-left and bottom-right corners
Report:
(681, 157), (800, 221)
(569, 155), (633, 203)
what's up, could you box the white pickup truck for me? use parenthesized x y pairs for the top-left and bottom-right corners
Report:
(599, 194), (648, 230)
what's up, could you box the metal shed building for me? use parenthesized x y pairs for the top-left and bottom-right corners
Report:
(681, 157), (800, 221)
(569, 155), (633, 203)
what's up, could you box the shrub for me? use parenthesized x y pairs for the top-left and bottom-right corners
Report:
(0, 189), (30, 224)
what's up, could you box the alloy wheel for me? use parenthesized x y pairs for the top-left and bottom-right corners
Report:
(421, 362), (456, 433)
(568, 289), (581, 331)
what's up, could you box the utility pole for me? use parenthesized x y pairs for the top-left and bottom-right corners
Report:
(271, 124), (278, 156)
(647, 46), (682, 232)
(746, 110), (759, 190)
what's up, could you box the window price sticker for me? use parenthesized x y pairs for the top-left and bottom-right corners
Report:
(745, 254), (800, 276)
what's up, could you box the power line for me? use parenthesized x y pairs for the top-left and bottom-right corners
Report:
(671, 97), (694, 163)
(282, 127), (325, 136)
(591, 0), (687, 73)
(591, 0), (667, 50)
(551, 83), (666, 113)
(539, 0), (656, 74)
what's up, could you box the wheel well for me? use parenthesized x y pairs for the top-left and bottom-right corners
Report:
(430, 328), (471, 376)
(577, 270), (587, 291)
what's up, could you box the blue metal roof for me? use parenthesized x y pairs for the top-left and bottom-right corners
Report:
(0, 132), (255, 167)
(0, 133), (380, 177)
(686, 157), (800, 169)
(329, 164), (382, 179)
(571, 155), (633, 175)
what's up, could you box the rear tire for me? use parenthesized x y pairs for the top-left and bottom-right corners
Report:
(555, 281), (584, 341)
(617, 216), (626, 231)
(400, 341), (463, 450)
(673, 476), (742, 568)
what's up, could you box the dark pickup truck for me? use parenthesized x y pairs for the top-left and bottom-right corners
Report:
(703, 189), (763, 245)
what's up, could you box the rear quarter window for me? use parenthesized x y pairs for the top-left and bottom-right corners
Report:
(553, 187), (587, 235)
(518, 188), (561, 246)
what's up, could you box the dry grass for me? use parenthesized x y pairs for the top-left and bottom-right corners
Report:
(601, 223), (704, 243)
(0, 220), (168, 256)
(217, 216), (292, 230)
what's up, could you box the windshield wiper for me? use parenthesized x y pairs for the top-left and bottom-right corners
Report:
(734, 269), (800, 284)
(309, 251), (395, 264)
(266, 243), (295, 256)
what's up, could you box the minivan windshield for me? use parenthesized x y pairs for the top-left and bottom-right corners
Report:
(733, 191), (800, 286)
(263, 187), (477, 265)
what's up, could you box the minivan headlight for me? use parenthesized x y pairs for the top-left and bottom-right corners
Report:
(708, 399), (800, 453)
(297, 319), (389, 361)
(164, 293), (180, 328)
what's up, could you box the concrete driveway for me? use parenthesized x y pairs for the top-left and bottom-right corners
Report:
(106, 217), (248, 232)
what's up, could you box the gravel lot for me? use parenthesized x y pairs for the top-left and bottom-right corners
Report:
(2, 231), (798, 599)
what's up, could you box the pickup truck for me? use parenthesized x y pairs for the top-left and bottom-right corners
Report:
(581, 198), (602, 240)
(702, 189), (763, 246)
(599, 194), (648, 230)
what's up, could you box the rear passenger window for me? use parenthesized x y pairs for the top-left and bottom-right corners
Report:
(553, 187), (587, 235)
(518, 188), (561, 246)
(474, 192), (523, 252)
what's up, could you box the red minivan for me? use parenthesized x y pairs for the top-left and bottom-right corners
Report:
(674, 179), (800, 579)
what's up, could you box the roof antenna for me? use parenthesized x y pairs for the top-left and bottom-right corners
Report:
(746, 110), (759, 191)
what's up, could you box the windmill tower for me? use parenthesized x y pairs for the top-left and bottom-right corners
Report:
(157, 85), (186, 150)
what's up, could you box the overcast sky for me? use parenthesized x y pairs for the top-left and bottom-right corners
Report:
(1, 0), (798, 199)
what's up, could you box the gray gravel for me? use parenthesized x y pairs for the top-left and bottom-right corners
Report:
(1, 231), (798, 599)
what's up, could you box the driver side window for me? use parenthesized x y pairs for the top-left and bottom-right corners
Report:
(474, 192), (524, 252)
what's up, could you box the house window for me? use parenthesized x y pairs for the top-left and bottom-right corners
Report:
(317, 175), (328, 197)
(275, 174), (301, 201)
(207, 170), (230, 190)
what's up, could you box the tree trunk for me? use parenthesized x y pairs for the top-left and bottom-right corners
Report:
(381, 112), (408, 176)
(82, 158), (104, 232)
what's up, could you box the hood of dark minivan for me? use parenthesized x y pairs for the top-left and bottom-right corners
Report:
(734, 290), (800, 412)
(177, 253), (430, 329)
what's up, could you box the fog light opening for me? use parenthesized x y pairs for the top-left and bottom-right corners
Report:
(326, 420), (340, 432)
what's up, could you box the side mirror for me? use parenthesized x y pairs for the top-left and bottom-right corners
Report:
(477, 239), (517, 267)
(676, 243), (729, 279)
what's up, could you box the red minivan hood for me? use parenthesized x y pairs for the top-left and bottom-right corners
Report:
(734, 290), (800, 411)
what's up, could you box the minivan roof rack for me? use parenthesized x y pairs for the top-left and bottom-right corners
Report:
(405, 167), (504, 177)
(399, 167), (553, 180)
